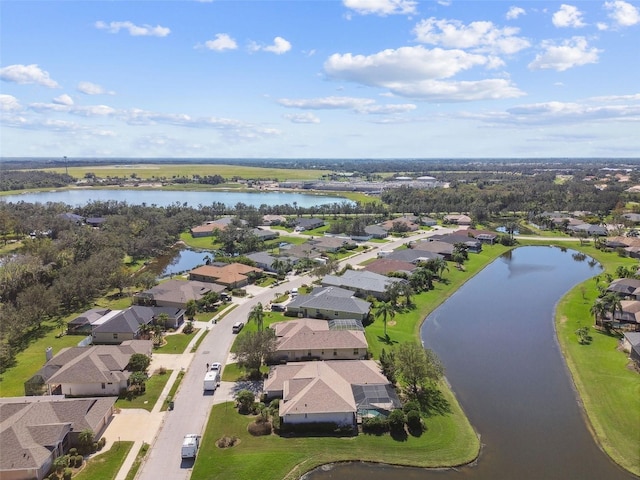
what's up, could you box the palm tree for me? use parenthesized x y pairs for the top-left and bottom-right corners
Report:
(602, 292), (622, 326)
(590, 300), (609, 327)
(185, 299), (198, 320)
(375, 301), (396, 338)
(248, 302), (265, 332)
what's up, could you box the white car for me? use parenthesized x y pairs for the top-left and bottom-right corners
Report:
(209, 362), (222, 372)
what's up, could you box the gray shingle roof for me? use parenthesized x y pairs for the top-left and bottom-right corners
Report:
(322, 270), (404, 294)
(287, 286), (370, 315)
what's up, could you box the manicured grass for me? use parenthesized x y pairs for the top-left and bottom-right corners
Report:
(220, 362), (269, 382)
(161, 371), (184, 412)
(124, 442), (149, 480)
(179, 231), (219, 250)
(366, 244), (511, 359)
(74, 441), (133, 480)
(115, 370), (172, 411)
(192, 394), (479, 480)
(0, 324), (82, 397)
(158, 329), (200, 354)
(553, 247), (640, 476)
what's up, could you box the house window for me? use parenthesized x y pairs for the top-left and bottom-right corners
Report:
(308, 351), (312, 357)
(334, 311), (339, 316)
(101, 383), (106, 389)
(113, 333), (118, 339)
(353, 349), (359, 355)
(316, 309), (321, 315)
(333, 349), (337, 356)
(321, 350), (324, 355)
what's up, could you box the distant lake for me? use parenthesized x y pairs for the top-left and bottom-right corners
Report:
(1, 188), (352, 208)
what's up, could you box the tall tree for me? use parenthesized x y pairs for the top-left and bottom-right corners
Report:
(395, 342), (444, 398)
(374, 301), (396, 338)
(248, 302), (265, 332)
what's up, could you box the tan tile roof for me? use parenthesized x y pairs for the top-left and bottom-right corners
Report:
(276, 326), (367, 352)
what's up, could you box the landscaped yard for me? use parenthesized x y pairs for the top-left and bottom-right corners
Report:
(192, 396), (479, 480)
(158, 329), (200, 353)
(115, 369), (172, 411)
(74, 441), (133, 480)
(178, 231), (220, 250)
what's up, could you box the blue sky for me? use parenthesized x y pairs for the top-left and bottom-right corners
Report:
(1, 0), (639, 159)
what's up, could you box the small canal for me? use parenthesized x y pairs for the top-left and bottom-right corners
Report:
(306, 246), (636, 480)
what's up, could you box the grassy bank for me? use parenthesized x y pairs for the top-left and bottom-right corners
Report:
(74, 441), (133, 480)
(192, 393), (479, 480)
(552, 246), (640, 476)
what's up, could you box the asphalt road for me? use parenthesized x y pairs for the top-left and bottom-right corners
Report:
(135, 226), (454, 480)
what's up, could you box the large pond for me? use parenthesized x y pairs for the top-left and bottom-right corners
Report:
(306, 246), (636, 480)
(1, 189), (351, 208)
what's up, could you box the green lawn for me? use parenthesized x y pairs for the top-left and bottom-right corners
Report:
(161, 371), (184, 412)
(553, 247), (640, 476)
(179, 231), (219, 250)
(157, 330), (200, 354)
(115, 370), (172, 411)
(74, 441), (133, 480)
(124, 442), (149, 480)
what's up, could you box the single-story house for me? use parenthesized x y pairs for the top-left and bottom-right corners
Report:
(363, 258), (417, 276)
(85, 217), (107, 228)
(622, 213), (640, 224)
(364, 224), (388, 239)
(24, 340), (152, 397)
(443, 214), (472, 225)
(384, 249), (443, 265)
(465, 229), (498, 245)
(264, 360), (400, 428)
(190, 217), (246, 237)
(270, 318), (368, 362)
(606, 278), (640, 299)
(133, 279), (225, 309)
(608, 300), (640, 329)
(420, 216), (438, 226)
(262, 214), (287, 226)
(91, 306), (156, 345)
(189, 263), (262, 288)
(322, 270), (406, 300)
(293, 217), (325, 231)
(285, 286), (371, 321)
(0, 396), (116, 480)
(568, 223), (608, 236)
(310, 236), (356, 253)
(411, 240), (455, 259)
(67, 308), (112, 335)
(380, 217), (419, 232)
(429, 234), (482, 253)
(622, 332), (640, 366)
(246, 252), (298, 273)
(251, 228), (279, 241)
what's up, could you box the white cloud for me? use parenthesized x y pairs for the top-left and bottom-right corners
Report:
(204, 33), (238, 51)
(0, 94), (22, 112)
(263, 37), (292, 54)
(77, 81), (115, 95)
(284, 113), (321, 123)
(343, 0), (417, 16)
(506, 6), (526, 20)
(95, 20), (170, 37)
(552, 4), (586, 28)
(528, 36), (600, 71)
(53, 94), (74, 106)
(413, 18), (530, 54)
(324, 46), (524, 101)
(604, 1), (640, 27)
(0, 64), (60, 88)
(504, 99), (640, 124)
(279, 96), (376, 110)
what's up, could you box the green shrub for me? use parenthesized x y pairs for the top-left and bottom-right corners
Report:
(406, 410), (422, 432)
(68, 448), (78, 456)
(74, 455), (84, 468)
(403, 400), (420, 413)
(362, 416), (389, 434)
(388, 409), (406, 432)
(63, 469), (72, 480)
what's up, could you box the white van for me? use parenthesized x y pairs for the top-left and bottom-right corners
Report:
(203, 371), (219, 391)
(291, 288), (298, 297)
(232, 321), (244, 333)
(181, 434), (200, 459)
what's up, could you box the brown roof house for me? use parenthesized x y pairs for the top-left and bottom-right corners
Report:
(364, 258), (417, 276)
(270, 318), (368, 362)
(189, 217), (246, 237)
(0, 396), (116, 480)
(133, 279), (225, 309)
(443, 214), (472, 225)
(24, 340), (152, 397)
(380, 217), (419, 232)
(264, 360), (400, 429)
(189, 263), (262, 288)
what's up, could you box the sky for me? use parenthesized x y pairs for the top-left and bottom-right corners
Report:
(1, 0), (639, 159)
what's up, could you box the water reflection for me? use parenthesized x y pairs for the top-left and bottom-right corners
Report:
(145, 248), (212, 278)
(306, 246), (635, 480)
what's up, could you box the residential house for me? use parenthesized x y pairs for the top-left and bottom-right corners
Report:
(0, 396), (116, 480)
(363, 258), (417, 276)
(420, 216), (438, 226)
(568, 223), (608, 236)
(429, 234), (483, 253)
(622, 332), (640, 366)
(67, 308), (112, 336)
(285, 286), (371, 321)
(310, 236), (356, 253)
(363, 224), (388, 239)
(383, 249), (443, 265)
(609, 300), (640, 330)
(133, 279), (225, 309)
(24, 340), (152, 397)
(189, 217), (246, 237)
(251, 227), (279, 241)
(322, 270), (406, 300)
(293, 217), (325, 231)
(270, 318), (368, 362)
(411, 240), (455, 259)
(465, 229), (498, 245)
(91, 306), (155, 345)
(606, 278), (640, 299)
(443, 214), (472, 225)
(380, 217), (419, 232)
(189, 263), (262, 288)
(58, 212), (84, 224)
(622, 213), (640, 224)
(85, 217), (107, 228)
(261, 214), (287, 226)
(264, 360), (400, 428)
(246, 252), (298, 273)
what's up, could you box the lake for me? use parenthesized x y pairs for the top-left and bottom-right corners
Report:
(1, 188), (351, 208)
(305, 246), (636, 480)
